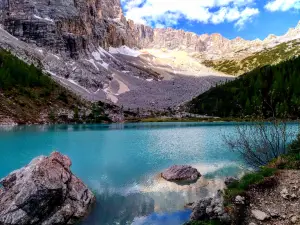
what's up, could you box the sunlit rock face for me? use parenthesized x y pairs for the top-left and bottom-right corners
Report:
(0, 0), (154, 58)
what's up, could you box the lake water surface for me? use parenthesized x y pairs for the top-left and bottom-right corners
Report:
(0, 122), (254, 225)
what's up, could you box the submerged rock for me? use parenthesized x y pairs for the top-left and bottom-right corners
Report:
(0, 152), (95, 225)
(251, 209), (270, 221)
(161, 165), (201, 183)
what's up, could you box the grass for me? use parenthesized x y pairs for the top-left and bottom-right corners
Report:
(224, 167), (277, 203)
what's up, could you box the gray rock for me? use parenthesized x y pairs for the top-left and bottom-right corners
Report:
(190, 197), (212, 220)
(190, 191), (230, 223)
(280, 188), (290, 199)
(291, 193), (298, 200)
(161, 165), (201, 183)
(269, 210), (279, 218)
(235, 195), (245, 205)
(251, 209), (270, 221)
(291, 216), (298, 224)
(0, 152), (95, 225)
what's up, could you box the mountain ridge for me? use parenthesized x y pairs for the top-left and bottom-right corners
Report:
(0, 0), (299, 112)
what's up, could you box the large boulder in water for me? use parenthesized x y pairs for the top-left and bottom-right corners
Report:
(161, 165), (201, 183)
(0, 152), (95, 225)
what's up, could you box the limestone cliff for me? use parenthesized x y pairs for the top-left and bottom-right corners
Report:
(0, 0), (298, 111)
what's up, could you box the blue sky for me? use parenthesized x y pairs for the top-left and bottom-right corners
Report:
(121, 0), (300, 40)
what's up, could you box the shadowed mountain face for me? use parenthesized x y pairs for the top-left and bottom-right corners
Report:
(0, 0), (299, 110)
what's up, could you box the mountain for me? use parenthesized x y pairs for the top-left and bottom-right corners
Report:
(0, 0), (300, 114)
(0, 0), (232, 111)
(0, 49), (112, 125)
(202, 30), (300, 75)
(186, 56), (300, 119)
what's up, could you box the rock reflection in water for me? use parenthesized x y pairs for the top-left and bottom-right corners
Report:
(141, 175), (226, 212)
(131, 209), (191, 225)
(82, 193), (155, 225)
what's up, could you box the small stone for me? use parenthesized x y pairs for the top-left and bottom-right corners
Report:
(235, 195), (245, 205)
(251, 209), (270, 221)
(291, 216), (298, 224)
(292, 186), (298, 191)
(280, 188), (290, 199)
(249, 223), (257, 225)
(291, 194), (298, 200)
(270, 210), (280, 218)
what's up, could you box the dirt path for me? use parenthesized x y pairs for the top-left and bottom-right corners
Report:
(245, 170), (300, 225)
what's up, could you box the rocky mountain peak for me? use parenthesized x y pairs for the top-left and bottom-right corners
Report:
(265, 34), (277, 41)
(0, 0), (300, 110)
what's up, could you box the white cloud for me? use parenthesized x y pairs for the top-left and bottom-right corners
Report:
(265, 0), (300, 11)
(122, 0), (259, 29)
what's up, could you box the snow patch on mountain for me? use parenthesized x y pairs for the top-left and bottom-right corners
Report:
(109, 46), (141, 57)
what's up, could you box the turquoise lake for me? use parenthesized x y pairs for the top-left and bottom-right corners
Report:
(0, 122), (258, 224)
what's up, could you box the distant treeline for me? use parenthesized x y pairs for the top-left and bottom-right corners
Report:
(188, 56), (300, 118)
(0, 50), (53, 90)
(0, 49), (112, 124)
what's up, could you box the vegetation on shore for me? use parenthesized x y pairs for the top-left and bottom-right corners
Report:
(187, 120), (300, 225)
(188, 55), (300, 119)
(224, 167), (277, 203)
(224, 120), (300, 200)
(127, 117), (258, 123)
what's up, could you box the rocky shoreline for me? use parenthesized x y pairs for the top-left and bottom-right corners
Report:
(1, 155), (299, 225)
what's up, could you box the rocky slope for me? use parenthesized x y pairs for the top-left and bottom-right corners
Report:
(244, 170), (300, 225)
(0, 0), (299, 111)
(0, 0), (230, 111)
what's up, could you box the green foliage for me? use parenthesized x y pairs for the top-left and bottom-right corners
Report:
(0, 49), (86, 123)
(0, 50), (55, 91)
(57, 91), (69, 104)
(188, 55), (300, 118)
(225, 167), (277, 202)
(85, 102), (112, 123)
